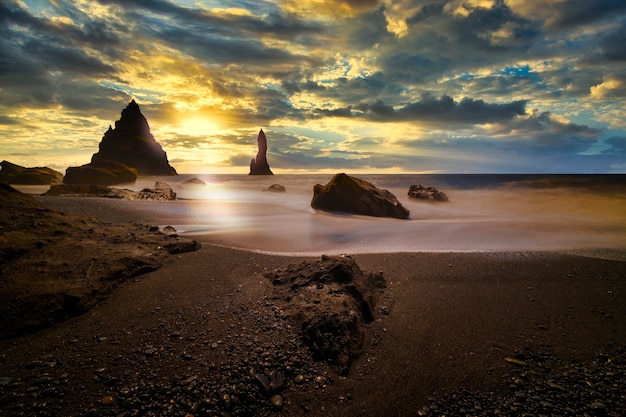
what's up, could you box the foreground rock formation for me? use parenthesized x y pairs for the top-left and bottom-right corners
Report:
(43, 182), (176, 201)
(0, 160), (63, 185)
(311, 173), (410, 219)
(64, 100), (176, 185)
(266, 255), (386, 375)
(0, 184), (198, 339)
(408, 184), (449, 202)
(249, 129), (273, 175)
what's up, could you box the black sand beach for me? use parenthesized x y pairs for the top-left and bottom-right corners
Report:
(1, 185), (626, 416)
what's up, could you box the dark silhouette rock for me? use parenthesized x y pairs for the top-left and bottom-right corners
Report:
(311, 173), (410, 219)
(408, 184), (449, 202)
(265, 255), (386, 375)
(95, 100), (177, 176)
(249, 129), (273, 175)
(0, 160), (63, 185)
(64, 159), (138, 186)
(64, 100), (176, 185)
(263, 184), (286, 192)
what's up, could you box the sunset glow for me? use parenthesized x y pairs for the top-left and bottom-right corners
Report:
(0, 0), (624, 173)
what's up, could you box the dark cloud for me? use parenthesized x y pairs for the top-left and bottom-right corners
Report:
(605, 136), (626, 154)
(542, 0), (626, 30)
(315, 94), (527, 125)
(596, 23), (626, 62)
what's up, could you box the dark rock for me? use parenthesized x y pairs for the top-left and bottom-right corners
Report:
(164, 240), (201, 254)
(249, 129), (273, 175)
(43, 182), (176, 200)
(182, 177), (206, 185)
(311, 173), (410, 219)
(266, 255), (386, 374)
(63, 158), (138, 186)
(263, 184), (286, 192)
(0, 161), (63, 185)
(408, 184), (449, 202)
(43, 184), (136, 199)
(0, 183), (39, 207)
(95, 100), (176, 176)
(137, 181), (176, 200)
(64, 100), (176, 185)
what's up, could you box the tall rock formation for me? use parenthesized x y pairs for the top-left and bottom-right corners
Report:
(95, 100), (176, 176)
(64, 100), (176, 185)
(249, 129), (273, 175)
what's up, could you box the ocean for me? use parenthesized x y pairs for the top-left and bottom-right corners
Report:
(29, 173), (626, 258)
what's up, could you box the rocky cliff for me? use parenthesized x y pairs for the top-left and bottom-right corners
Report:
(64, 100), (176, 185)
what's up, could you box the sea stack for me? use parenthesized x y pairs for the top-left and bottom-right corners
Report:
(249, 129), (273, 175)
(64, 100), (177, 185)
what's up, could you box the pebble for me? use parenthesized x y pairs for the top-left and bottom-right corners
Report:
(270, 394), (284, 410)
(100, 396), (115, 405)
(417, 348), (626, 417)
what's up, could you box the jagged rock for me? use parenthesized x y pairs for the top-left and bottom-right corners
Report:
(137, 182), (176, 200)
(408, 184), (449, 202)
(263, 184), (286, 192)
(0, 160), (63, 185)
(265, 255), (386, 375)
(43, 183), (176, 200)
(182, 178), (206, 185)
(63, 158), (138, 186)
(64, 100), (176, 185)
(95, 100), (177, 176)
(249, 129), (273, 175)
(311, 173), (410, 219)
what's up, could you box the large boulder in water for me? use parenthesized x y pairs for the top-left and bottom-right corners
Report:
(0, 160), (63, 185)
(408, 184), (449, 202)
(64, 158), (137, 186)
(311, 173), (410, 219)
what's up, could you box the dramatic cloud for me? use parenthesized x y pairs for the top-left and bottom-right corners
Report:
(0, 0), (624, 173)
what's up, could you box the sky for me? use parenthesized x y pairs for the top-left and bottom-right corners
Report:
(0, 0), (625, 174)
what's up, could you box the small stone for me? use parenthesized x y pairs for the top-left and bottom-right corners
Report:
(314, 375), (328, 386)
(504, 357), (528, 367)
(24, 360), (42, 369)
(255, 373), (270, 392)
(269, 371), (285, 393)
(590, 401), (606, 410)
(34, 376), (51, 385)
(0, 377), (12, 386)
(100, 396), (115, 405)
(270, 394), (284, 410)
(538, 324), (548, 331)
(294, 375), (305, 385)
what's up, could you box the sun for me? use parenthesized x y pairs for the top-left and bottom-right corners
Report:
(179, 117), (220, 136)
